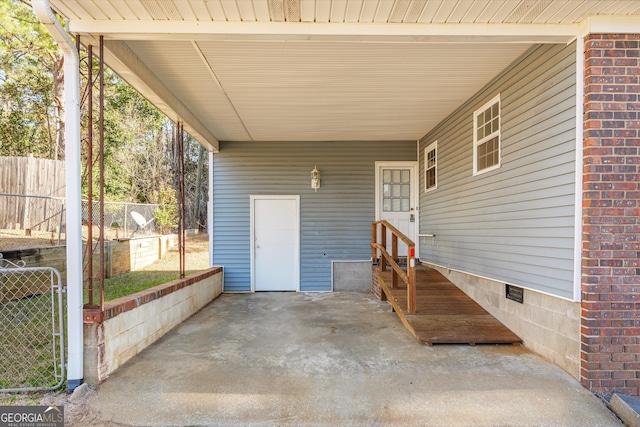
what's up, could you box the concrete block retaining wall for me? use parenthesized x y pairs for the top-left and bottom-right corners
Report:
(83, 267), (223, 384)
(108, 235), (178, 277)
(1, 235), (178, 284)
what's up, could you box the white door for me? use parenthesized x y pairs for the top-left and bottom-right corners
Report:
(251, 195), (299, 291)
(375, 162), (418, 257)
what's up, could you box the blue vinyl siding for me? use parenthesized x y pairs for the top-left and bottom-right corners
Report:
(213, 141), (416, 291)
(418, 42), (577, 299)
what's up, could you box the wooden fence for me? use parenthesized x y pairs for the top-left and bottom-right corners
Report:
(0, 156), (65, 231)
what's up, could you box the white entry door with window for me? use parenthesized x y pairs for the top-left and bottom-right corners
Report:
(250, 195), (300, 291)
(375, 162), (418, 257)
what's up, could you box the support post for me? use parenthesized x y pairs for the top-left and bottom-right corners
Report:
(380, 223), (387, 272)
(98, 35), (105, 309)
(176, 122), (186, 279)
(32, 0), (84, 391)
(371, 222), (377, 262)
(86, 41), (94, 306)
(391, 234), (398, 288)
(392, 234), (398, 264)
(408, 249), (416, 314)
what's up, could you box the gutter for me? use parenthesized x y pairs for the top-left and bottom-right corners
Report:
(31, 0), (84, 392)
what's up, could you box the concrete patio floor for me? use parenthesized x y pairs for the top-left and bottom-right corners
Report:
(76, 291), (621, 426)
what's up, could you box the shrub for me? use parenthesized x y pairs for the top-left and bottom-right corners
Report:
(152, 185), (178, 234)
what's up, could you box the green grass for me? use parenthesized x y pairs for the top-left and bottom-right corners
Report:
(83, 271), (180, 303)
(99, 270), (199, 302)
(85, 234), (209, 303)
(103, 271), (180, 301)
(0, 294), (64, 391)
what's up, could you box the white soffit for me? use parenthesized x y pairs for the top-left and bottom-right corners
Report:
(49, 0), (640, 144)
(124, 39), (530, 141)
(52, 0), (640, 26)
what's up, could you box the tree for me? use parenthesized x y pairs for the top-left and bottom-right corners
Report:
(105, 80), (173, 203)
(0, 0), (64, 159)
(0, 0), (207, 231)
(80, 69), (170, 202)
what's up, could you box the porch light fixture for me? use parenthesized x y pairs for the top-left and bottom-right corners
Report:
(311, 166), (320, 192)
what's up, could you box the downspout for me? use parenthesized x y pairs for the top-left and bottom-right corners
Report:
(32, 0), (83, 391)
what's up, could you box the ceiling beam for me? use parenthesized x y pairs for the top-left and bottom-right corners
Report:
(68, 21), (580, 44)
(100, 39), (220, 152)
(580, 16), (640, 37)
(191, 41), (253, 141)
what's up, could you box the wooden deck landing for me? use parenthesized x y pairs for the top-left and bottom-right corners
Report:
(378, 266), (522, 345)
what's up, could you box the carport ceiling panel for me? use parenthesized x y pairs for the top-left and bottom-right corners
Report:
(51, 1), (640, 24)
(125, 40), (251, 141)
(193, 41), (531, 141)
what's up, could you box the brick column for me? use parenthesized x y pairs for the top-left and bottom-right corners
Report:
(581, 34), (640, 397)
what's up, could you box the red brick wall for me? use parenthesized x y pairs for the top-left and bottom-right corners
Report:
(582, 34), (640, 396)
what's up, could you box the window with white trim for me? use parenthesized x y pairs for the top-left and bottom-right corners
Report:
(473, 94), (501, 175)
(424, 141), (437, 192)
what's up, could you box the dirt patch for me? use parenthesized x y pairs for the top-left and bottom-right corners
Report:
(42, 385), (129, 427)
(136, 233), (210, 272)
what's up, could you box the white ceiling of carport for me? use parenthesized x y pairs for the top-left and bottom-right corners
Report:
(123, 39), (530, 142)
(48, 0), (640, 150)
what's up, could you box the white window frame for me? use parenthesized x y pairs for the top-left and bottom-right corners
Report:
(473, 94), (501, 176)
(424, 141), (437, 192)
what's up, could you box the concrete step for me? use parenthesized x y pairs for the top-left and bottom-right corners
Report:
(610, 393), (640, 427)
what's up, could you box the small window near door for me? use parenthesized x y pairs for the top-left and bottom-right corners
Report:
(473, 94), (501, 175)
(383, 169), (411, 212)
(424, 141), (437, 192)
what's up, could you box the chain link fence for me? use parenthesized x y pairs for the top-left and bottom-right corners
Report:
(0, 193), (168, 252)
(0, 255), (65, 392)
(83, 200), (161, 239)
(0, 193), (65, 252)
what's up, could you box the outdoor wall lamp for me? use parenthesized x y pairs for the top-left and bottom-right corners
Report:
(311, 166), (320, 192)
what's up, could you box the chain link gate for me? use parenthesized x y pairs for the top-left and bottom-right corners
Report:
(0, 255), (65, 392)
